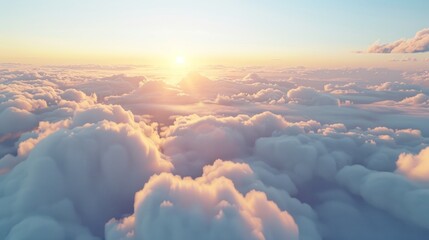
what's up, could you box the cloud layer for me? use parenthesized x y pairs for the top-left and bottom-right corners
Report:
(1, 64), (429, 239)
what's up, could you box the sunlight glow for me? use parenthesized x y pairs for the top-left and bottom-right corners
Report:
(176, 56), (185, 65)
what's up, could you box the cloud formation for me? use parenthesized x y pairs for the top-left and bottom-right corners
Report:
(106, 173), (299, 240)
(286, 86), (338, 106)
(0, 114), (172, 239)
(367, 28), (429, 53)
(397, 146), (429, 181)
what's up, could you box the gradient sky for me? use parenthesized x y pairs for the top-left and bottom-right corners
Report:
(1, 0), (428, 68)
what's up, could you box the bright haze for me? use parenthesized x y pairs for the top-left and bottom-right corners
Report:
(1, 1), (429, 240)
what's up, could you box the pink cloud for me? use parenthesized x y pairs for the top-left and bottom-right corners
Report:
(367, 28), (429, 53)
(397, 146), (429, 181)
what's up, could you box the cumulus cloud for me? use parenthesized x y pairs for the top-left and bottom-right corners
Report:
(198, 160), (321, 240)
(243, 73), (263, 81)
(324, 82), (361, 94)
(368, 81), (422, 92)
(286, 86), (338, 105)
(215, 88), (286, 105)
(367, 28), (429, 53)
(106, 173), (299, 240)
(0, 115), (172, 237)
(397, 146), (429, 181)
(161, 112), (298, 176)
(399, 93), (429, 105)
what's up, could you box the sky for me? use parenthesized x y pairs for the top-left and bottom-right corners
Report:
(1, 0), (429, 68)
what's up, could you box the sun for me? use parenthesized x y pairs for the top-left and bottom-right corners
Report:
(175, 56), (185, 65)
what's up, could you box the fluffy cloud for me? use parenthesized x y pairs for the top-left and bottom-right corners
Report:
(198, 160), (321, 240)
(368, 81), (422, 92)
(106, 173), (299, 240)
(324, 82), (361, 94)
(397, 146), (429, 181)
(286, 86), (338, 105)
(0, 74), (99, 150)
(215, 88), (286, 105)
(0, 107), (172, 239)
(367, 28), (429, 53)
(399, 93), (429, 105)
(242, 73), (266, 83)
(161, 112), (301, 176)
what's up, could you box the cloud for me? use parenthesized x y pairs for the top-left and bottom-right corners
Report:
(106, 173), (299, 240)
(399, 93), (429, 105)
(368, 81), (422, 92)
(0, 107), (172, 238)
(106, 80), (197, 105)
(315, 188), (428, 240)
(367, 28), (429, 53)
(5, 216), (69, 240)
(241, 73), (270, 83)
(286, 86), (338, 106)
(324, 82), (361, 94)
(397, 146), (429, 181)
(198, 160), (321, 240)
(215, 88), (286, 105)
(390, 57), (418, 62)
(404, 70), (429, 86)
(337, 165), (429, 231)
(0, 107), (37, 137)
(161, 112), (302, 177)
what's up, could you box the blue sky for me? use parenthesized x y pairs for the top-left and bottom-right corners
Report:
(0, 0), (428, 67)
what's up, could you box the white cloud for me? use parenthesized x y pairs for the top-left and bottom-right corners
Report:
(286, 86), (338, 106)
(0, 108), (171, 238)
(367, 28), (429, 53)
(106, 173), (299, 240)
